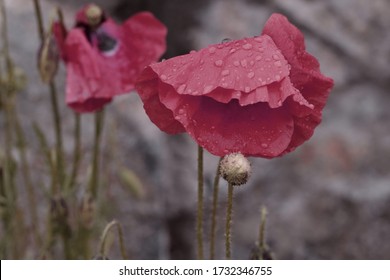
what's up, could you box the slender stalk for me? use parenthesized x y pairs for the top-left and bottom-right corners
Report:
(99, 220), (128, 260)
(66, 113), (81, 192)
(32, 0), (44, 41)
(88, 110), (105, 198)
(33, 123), (57, 194)
(13, 113), (41, 247)
(225, 183), (234, 259)
(0, 0), (19, 258)
(49, 81), (65, 186)
(196, 145), (204, 260)
(209, 157), (222, 260)
(33, 0), (65, 190)
(258, 206), (268, 260)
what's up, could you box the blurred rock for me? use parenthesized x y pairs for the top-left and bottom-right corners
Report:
(2, 0), (390, 259)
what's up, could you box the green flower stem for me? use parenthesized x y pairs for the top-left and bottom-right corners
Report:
(197, 145), (204, 260)
(33, 0), (65, 190)
(66, 113), (81, 192)
(49, 81), (65, 186)
(209, 157), (222, 260)
(225, 183), (234, 259)
(0, 0), (20, 259)
(88, 110), (105, 199)
(258, 206), (268, 259)
(13, 112), (41, 248)
(32, 0), (44, 41)
(33, 123), (57, 194)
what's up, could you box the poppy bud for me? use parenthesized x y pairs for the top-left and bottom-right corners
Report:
(219, 153), (251, 186)
(79, 192), (96, 229)
(50, 195), (71, 237)
(85, 4), (103, 27)
(38, 21), (59, 84)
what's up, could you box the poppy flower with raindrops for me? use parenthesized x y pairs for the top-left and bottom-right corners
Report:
(135, 13), (334, 158)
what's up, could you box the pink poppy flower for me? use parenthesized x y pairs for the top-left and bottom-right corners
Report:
(53, 4), (167, 113)
(135, 13), (334, 158)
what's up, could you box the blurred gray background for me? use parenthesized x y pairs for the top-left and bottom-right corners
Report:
(3, 0), (390, 259)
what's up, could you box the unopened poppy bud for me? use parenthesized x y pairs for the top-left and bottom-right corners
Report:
(50, 195), (71, 237)
(86, 4), (103, 27)
(80, 192), (96, 229)
(219, 153), (251, 186)
(38, 21), (59, 84)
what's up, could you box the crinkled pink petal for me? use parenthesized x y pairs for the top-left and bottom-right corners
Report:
(136, 67), (186, 134)
(148, 36), (300, 107)
(157, 82), (294, 157)
(262, 13), (334, 152)
(64, 29), (113, 113)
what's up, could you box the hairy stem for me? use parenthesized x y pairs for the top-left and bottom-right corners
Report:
(67, 113), (81, 192)
(88, 110), (105, 199)
(197, 145), (204, 260)
(209, 157), (222, 260)
(0, 0), (20, 259)
(13, 113), (41, 248)
(33, 0), (65, 190)
(225, 183), (234, 259)
(258, 206), (268, 259)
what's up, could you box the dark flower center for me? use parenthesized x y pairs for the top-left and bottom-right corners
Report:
(96, 31), (118, 53)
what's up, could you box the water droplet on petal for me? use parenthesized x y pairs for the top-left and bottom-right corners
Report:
(160, 74), (167, 81)
(249, 61), (255, 66)
(247, 72), (255, 79)
(229, 48), (236, 53)
(244, 86), (251, 93)
(277, 100), (282, 106)
(258, 47), (264, 52)
(214, 60), (223, 67)
(221, 69), (230, 76)
(209, 47), (216, 54)
(240, 59), (248, 67)
(233, 61), (240, 67)
(222, 82), (228, 87)
(275, 74), (281, 81)
(261, 143), (269, 148)
(203, 85), (213, 94)
(177, 84), (187, 94)
(254, 37), (263, 42)
(274, 61), (282, 67)
(242, 43), (252, 50)
(190, 50), (196, 54)
(272, 54), (279, 60)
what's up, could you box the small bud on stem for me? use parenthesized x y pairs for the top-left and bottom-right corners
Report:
(219, 153), (251, 186)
